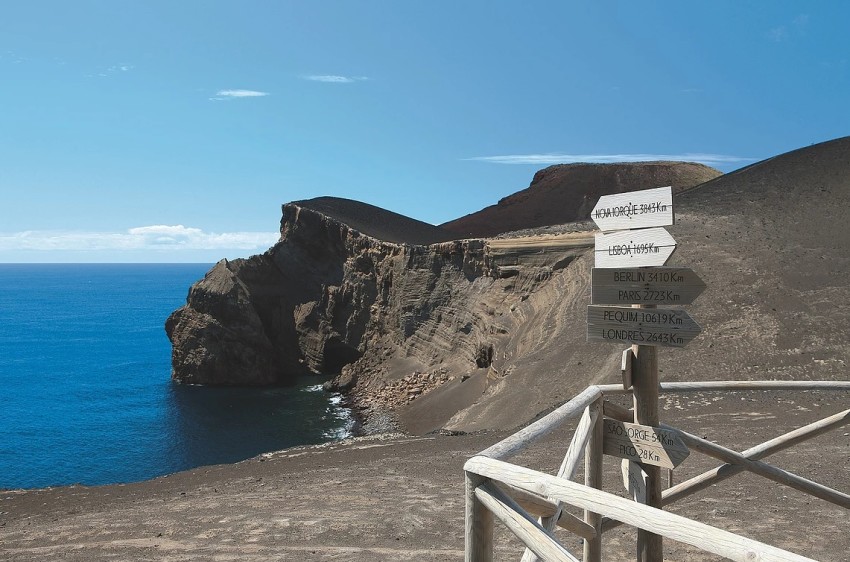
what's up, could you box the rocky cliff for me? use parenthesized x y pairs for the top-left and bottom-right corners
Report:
(166, 198), (493, 387)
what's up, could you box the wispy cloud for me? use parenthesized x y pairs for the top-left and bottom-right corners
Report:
(209, 89), (270, 101)
(768, 13), (809, 42)
(1, 50), (26, 64)
(464, 153), (757, 166)
(303, 75), (369, 83)
(0, 226), (279, 252)
(768, 26), (789, 42)
(85, 63), (134, 78)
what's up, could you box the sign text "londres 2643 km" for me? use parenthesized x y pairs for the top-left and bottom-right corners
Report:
(590, 186), (674, 232)
(586, 305), (702, 348)
(586, 305), (701, 348)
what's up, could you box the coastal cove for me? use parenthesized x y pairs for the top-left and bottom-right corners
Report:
(0, 264), (353, 490)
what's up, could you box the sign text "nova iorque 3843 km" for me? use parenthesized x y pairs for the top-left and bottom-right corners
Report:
(590, 186), (674, 232)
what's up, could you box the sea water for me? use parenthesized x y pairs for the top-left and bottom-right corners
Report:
(0, 264), (353, 489)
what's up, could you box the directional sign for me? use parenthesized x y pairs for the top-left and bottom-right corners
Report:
(591, 267), (706, 305)
(587, 305), (701, 331)
(603, 419), (690, 469)
(591, 186), (674, 232)
(594, 227), (676, 268)
(586, 305), (702, 348)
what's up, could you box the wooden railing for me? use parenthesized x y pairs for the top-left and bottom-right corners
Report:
(463, 381), (850, 562)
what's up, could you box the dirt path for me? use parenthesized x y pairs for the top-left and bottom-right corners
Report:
(2, 391), (848, 561)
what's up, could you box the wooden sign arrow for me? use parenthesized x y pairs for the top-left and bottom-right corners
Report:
(586, 305), (702, 348)
(591, 186), (674, 232)
(603, 419), (690, 469)
(587, 305), (701, 331)
(591, 267), (707, 305)
(594, 227), (677, 268)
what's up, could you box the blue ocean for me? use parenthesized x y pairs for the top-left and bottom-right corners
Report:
(0, 264), (353, 490)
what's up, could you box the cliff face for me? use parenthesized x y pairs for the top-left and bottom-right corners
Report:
(166, 201), (495, 386)
(166, 197), (594, 436)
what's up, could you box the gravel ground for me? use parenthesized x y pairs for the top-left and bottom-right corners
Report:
(2, 390), (848, 561)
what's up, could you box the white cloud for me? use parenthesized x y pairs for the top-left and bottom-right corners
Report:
(211, 89), (270, 101)
(769, 14), (809, 42)
(464, 153), (757, 166)
(303, 75), (368, 83)
(768, 26), (789, 42)
(0, 226), (279, 252)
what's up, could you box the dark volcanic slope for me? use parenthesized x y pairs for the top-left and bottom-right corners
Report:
(440, 161), (721, 238)
(292, 196), (456, 245)
(447, 136), (850, 432)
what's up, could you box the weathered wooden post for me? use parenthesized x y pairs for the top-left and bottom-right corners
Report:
(465, 470), (493, 562)
(632, 342), (662, 561)
(588, 186), (704, 562)
(583, 397), (604, 562)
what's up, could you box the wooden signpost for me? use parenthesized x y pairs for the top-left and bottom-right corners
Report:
(603, 419), (690, 469)
(587, 185), (705, 562)
(591, 186), (674, 232)
(591, 267), (706, 305)
(586, 305), (701, 348)
(594, 228), (677, 268)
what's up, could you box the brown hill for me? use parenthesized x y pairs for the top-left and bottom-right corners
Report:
(440, 161), (721, 238)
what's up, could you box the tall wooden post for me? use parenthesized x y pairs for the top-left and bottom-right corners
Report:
(632, 342), (663, 562)
(465, 471), (493, 562)
(583, 397), (604, 562)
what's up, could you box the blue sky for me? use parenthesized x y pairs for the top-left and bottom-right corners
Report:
(2, 1), (847, 262)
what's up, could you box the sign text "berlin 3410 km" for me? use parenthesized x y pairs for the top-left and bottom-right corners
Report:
(591, 267), (706, 305)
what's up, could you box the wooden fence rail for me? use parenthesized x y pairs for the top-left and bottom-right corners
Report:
(465, 381), (850, 562)
(465, 456), (815, 562)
